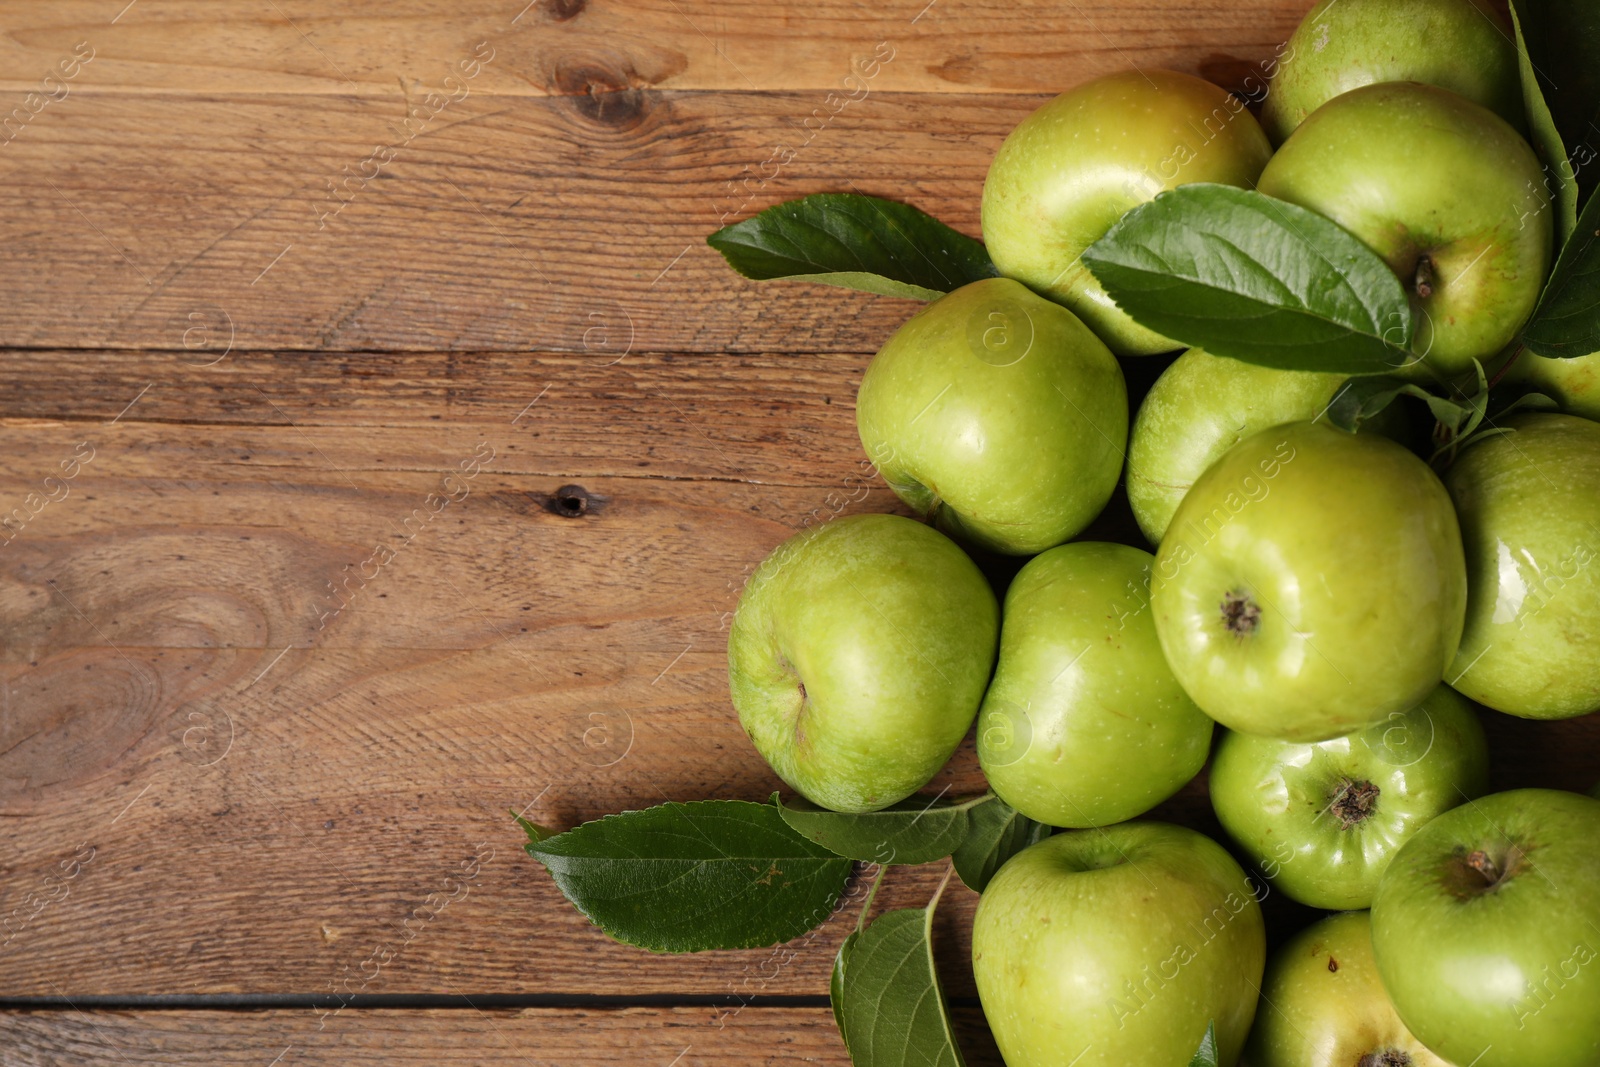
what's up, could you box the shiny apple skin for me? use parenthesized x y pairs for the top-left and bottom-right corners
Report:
(1128, 348), (1351, 545)
(1371, 789), (1600, 1067)
(1152, 421), (1467, 742)
(978, 542), (1212, 828)
(1261, 0), (1521, 143)
(1258, 82), (1551, 381)
(1445, 413), (1600, 718)
(727, 514), (998, 813)
(973, 823), (1265, 1067)
(856, 277), (1127, 555)
(981, 69), (1271, 356)
(1503, 349), (1600, 422)
(1246, 911), (1451, 1067)
(1211, 684), (1488, 910)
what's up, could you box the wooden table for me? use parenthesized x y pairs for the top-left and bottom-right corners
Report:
(3, 2), (1594, 1063)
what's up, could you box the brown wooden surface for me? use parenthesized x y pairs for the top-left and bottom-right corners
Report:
(1, 0), (1592, 1063)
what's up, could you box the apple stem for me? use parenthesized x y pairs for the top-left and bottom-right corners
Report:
(1466, 849), (1502, 884)
(1485, 343), (1526, 391)
(1413, 256), (1436, 300)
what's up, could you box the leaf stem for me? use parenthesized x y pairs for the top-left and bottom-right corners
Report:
(856, 862), (889, 936)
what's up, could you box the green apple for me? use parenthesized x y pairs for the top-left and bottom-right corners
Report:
(727, 514), (998, 812)
(973, 823), (1265, 1067)
(1371, 789), (1600, 1067)
(1128, 347), (1391, 545)
(982, 69), (1271, 356)
(1261, 0), (1521, 143)
(856, 277), (1127, 555)
(1445, 413), (1600, 718)
(977, 542), (1212, 828)
(1210, 684), (1488, 910)
(1247, 911), (1450, 1067)
(1502, 348), (1600, 422)
(1258, 82), (1552, 380)
(1152, 421), (1466, 742)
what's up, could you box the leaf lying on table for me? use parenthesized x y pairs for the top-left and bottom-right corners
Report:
(773, 791), (1050, 892)
(523, 799), (852, 953)
(774, 791), (992, 866)
(834, 875), (966, 1067)
(1082, 184), (1416, 375)
(1190, 1022), (1220, 1067)
(707, 193), (998, 302)
(950, 795), (1051, 893)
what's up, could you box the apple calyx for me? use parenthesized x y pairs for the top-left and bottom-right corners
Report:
(1329, 777), (1380, 830)
(1357, 1050), (1413, 1067)
(1443, 842), (1527, 897)
(1220, 591), (1260, 636)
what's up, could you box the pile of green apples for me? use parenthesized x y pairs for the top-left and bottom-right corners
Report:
(726, 1), (1600, 1064)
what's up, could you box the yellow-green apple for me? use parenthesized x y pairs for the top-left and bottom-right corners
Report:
(1371, 789), (1600, 1067)
(727, 514), (998, 812)
(1247, 911), (1450, 1067)
(1128, 347), (1406, 545)
(1445, 413), (1600, 718)
(978, 542), (1212, 827)
(981, 69), (1271, 356)
(1261, 0), (1521, 143)
(1503, 349), (1600, 422)
(1210, 684), (1488, 909)
(1258, 82), (1551, 381)
(856, 277), (1127, 555)
(1152, 421), (1466, 742)
(972, 823), (1265, 1067)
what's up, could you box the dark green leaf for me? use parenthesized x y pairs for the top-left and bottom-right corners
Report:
(838, 879), (966, 1067)
(951, 797), (1050, 893)
(1320, 377), (1478, 439)
(1510, 2), (1578, 247)
(512, 810), (558, 844)
(1082, 185), (1415, 374)
(1190, 1022), (1220, 1067)
(832, 930), (858, 1053)
(524, 800), (852, 953)
(775, 791), (992, 866)
(1522, 188), (1600, 357)
(707, 193), (998, 301)
(1510, 0), (1600, 211)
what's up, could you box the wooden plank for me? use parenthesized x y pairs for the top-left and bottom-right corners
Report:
(0, 1006), (879, 1066)
(3, 348), (1595, 1000)
(0, 0), (1303, 96)
(0, 88), (1020, 353)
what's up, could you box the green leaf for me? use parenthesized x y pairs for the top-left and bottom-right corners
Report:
(1510, 2), (1578, 247)
(1189, 1022), (1220, 1067)
(512, 810), (558, 844)
(1509, 0), (1600, 211)
(832, 930), (858, 1053)
(1081, 184), (1416, 375)
(837, 877), (966, 1067)
(774, 791), (993, 866)
(524, 800), (852, 952)
(951, 796), (1050, 893)
(707, 193), (998, 302)
(1522, 187), (1600, 357)
(1320, 377), (1476, 438)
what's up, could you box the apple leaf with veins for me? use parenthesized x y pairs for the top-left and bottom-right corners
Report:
(1082, 184), (1416, 375)
(708, 193), (999, 302)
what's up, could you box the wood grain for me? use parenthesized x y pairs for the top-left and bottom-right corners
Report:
(2, 348), (1595, 1003)
(0, 0), (1303, 96)
(0, 1006), (865, 1066)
